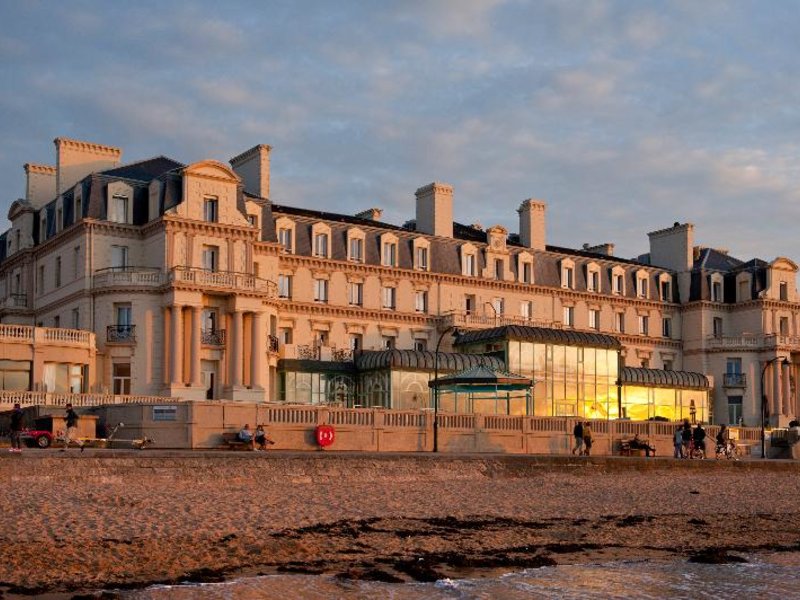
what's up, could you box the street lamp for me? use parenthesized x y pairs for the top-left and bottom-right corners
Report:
(760, 356), (790, 459)
(432, 325), (457, 453)
(485, 301), (499, 326)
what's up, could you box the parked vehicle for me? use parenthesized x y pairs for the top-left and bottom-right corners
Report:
(20, 428), (53, 448)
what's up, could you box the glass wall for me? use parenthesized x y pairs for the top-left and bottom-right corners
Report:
(507, 341), (619, 418)
(621, 385), (708, 422)
(279, 371), (356, 405)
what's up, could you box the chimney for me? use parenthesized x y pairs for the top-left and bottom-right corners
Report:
(55, 137), (121, 195)
(583, 242), (615, 256)
(517, 199), (546, 251)
(24, 163), (57, 209)
(415, 182), (453, 238)
(648, 222), (694, 272)
(230, 144), (271, 199)
(354, 208), (383, 221)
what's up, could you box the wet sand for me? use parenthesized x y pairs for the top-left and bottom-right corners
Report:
(1, 451), (800, 596)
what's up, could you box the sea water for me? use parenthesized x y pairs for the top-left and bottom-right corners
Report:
(123, 553), (800, 599)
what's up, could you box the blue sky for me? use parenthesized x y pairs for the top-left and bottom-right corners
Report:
(2, 0), (800, 261)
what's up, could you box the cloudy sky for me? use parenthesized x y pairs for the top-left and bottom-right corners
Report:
(1, 0), (800, 262)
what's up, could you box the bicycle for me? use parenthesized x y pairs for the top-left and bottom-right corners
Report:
(715, 440), (740, 461)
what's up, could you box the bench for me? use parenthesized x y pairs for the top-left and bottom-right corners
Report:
(221, 432), (254, 451)
(618, 439), (653, 457)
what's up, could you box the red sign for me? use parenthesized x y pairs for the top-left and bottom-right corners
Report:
(315, 424), (335, 447)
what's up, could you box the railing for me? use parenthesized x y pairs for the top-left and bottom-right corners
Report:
(765, 334), (800, 348)
(484, 415), (524, 431)
(327, 408), (375, 427)
(170, 267), (278, 298)
(0, 323), (33, 340)
(201, 328), (226, 346)
(705, 335), (761, 349)
(438, 311), (562, 331)
(0, 391), (181, 407)
(0, 324), (94, 347)
(42, 328), (93, 345)
(331, 348), (354, 362)
(723, 373), (747, 387)
(297, 344), (320, 360)
(107, 324), (136, 343)
(3, 293), (28, 308)
(93, 267), (163, 289)
(268, 335), (279, 353)
(384, 411), (427, 428)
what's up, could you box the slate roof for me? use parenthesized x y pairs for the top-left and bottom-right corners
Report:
(454, 325), (622, 350)
(619, 367), (710, 390)
(99, 156), (185, 182)
(694, 247), (745, 272)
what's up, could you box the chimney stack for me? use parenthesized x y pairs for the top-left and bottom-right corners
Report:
(415, 182), (453, 238)
(583, 242), (615, 256)
(24, 163), (57, 209)
(55, 137), (121, 196)
(354, 208), (383, 221)
(517, 199), (546, 251)
(230, 144), (271, 199)
(648, 222), (694, 272)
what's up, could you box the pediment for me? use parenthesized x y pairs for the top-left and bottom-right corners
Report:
(182, 160), (241, 183)
(771, 257), (798, 272)
(8, 199), (32, 221)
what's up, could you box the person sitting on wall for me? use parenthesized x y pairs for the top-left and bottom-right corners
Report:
(254, 424), (275, 451)
(238, 424), (255, 449)
(629, 433), (656, 457)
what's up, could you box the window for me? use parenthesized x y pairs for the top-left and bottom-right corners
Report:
(520, 301), (532, 320)
(587, 270), (600, 292)
(563, 306), (574, 327)
(660, 279), (672, 302)
(349, 334), (362, 351)
(115, 304), (132, 326)
(349, 282), (363, 306)
(278, 228), (293, 253)
(638, 315), (649, 335)
(279, 327), (293, 345)
(662, 317), (672, 338)
(382, 286), (396, 310)
(561, 265), (574, 289)
(726, 358), (742, 375)
(416, 247), (429, 270)
(492, 297), (505, 315)
(111, 245), (129, 271)
(248, 214), (258, 227)
(55, 257), (61, 288)
(112, 363), (131, 395)
(203, 197), (218, 222)
(663, 359), (673, 371)
(382, 335), (396, 349)
(612, 272), (624, 295)
(202, 246), (219, 272)
(711, 280), (723, 302)
(521, 262), (532, 284)
(349, 238), (364, 262)
(73, 246), (80, 278)
(314, 233), (329, 258)
(614, 312), (625, 333)
(414, 339), (428, 351)
(382, 241), (397, 267)
(495, 259), (504, 280)
(72, 308), (80, 329)
(637, 275), (649, 298)
(314, 279), (328, 303)
(780, 317), (790, 335)
(640, 358), (650, 368)
(278, 274), (292, 299)
(712, 317), (723, 338)
(53, 315), (60, 328)
(780, 281), (789, 301)
(75, 197), (82, 221)
(727, 396), (743, 426)
(464, 294), (476, 315)
(110, 195), (129, 224)
(56, 207), (63, 232)
(415, 290), (428, 313)
(463, 253), (476, 276)
(37, 265), (44, 294)
(589, 309), (600, 330)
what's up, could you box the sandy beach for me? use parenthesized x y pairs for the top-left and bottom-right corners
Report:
(2, 451), (800, 596)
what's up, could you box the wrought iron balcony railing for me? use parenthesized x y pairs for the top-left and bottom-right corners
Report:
(107, 325), (136, 343)
(722, 373), (747, 387)
(268, 335), (279, 353)
(201, 328), (226, 346)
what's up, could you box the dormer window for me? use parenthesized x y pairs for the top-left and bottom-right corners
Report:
(56, 206), (63, 232)
(710, 275), (723, 302)
(349, 238), (363, 262)
(110, 194), (129, 224)
(612, 268), (625, 295)
(382, 242), (397, 267)
(412, 237), (430, 271)
(518, 253), (533, 284)
(461, 243), (477, 277)
(659, 275), (672, 302)
(586, 263), (600, 292)
(780, 281), (789, 301)
(636, 270), (649, 299)
(314, 232), (329, 258)
(203, 197), (218, 222)
(560, 259), (575, 289)
(275, 217), (295, 254)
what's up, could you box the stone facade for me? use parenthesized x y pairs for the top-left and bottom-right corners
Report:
(0, 136), (797, 426)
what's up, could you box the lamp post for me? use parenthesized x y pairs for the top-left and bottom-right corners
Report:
(760, 356), (790, 459)
(433, 325), (457, 453)
(485, 301), (499, 326)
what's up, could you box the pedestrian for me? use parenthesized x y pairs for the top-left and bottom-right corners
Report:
(680, 420), (692, 459)
(61, 403), (85, 453)
(693, 423), (707, 458)
(9, 403), (24, 453)
(582, 422), (593, 456)
(572, 420), (584, 455)
(673, 426), (683, 458)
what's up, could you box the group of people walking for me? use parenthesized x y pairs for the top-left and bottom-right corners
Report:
(7, 402), (83, 453)
(572, 421), (594, 455)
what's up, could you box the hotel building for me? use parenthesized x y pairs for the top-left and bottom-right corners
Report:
(0, 136), (798, 427)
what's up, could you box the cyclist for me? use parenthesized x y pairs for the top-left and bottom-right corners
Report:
(692, 423), (707, 459)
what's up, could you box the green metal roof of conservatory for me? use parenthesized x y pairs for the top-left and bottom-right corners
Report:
(619, 367), (710, 390)
(454, 325), (622, 350)
(355, 350), (505, 372)
(429, 365), (533, 389)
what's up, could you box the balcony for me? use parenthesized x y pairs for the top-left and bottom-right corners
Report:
(437, 311), (562, 332)
(170, 267), (277, 298)
(8, 293), (27, 308)
(0, 324), (94, 348)
(107, 324), (136, 343)
(93, 267), (163, 290)
(202, 328), (226, 346)
(268, 335), (279, 354)
(706, 335), (761, 350)
(281, 344), (355, 362)
(723, 373), (747, 388)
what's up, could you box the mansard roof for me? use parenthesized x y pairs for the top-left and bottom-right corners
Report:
(619, 367), (710, 390)
(694, 247), (745, 272)
(99, 156), (184, 182)
(455, 325), (622, 350)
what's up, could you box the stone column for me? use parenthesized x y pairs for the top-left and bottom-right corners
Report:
(783, 361), (792, 417)
(772, 361), (781, 420)
(251, 312), (265, 389)
(230, 309), (244, 387)
(190, 306), (203, 388)
(162, 306), (171, 386)
(170, 305), (184, 386)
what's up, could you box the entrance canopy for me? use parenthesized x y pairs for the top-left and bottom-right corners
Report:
(429, 365), (533, 415)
